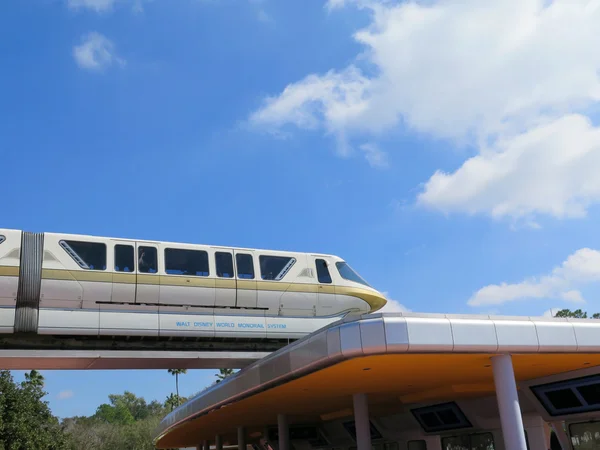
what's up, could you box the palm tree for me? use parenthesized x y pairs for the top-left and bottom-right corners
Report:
(215, 368), (235, 383)
(167, 369), (187, 405)
(24, 369), (44, 388)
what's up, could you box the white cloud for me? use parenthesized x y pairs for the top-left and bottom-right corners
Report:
(73, 32), (125, 71)
(67, 0), (116, 12)
(249, 0), (600, 222)
(418, 114), (600, 222)
(57, 390), (74, 400)
(360, 143), (388, 169)
(468, 248), (600, 307)
(379, 292), (410, 313)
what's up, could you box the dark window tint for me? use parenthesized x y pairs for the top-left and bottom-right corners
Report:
(335, 262), (371, 287)
(138, 246), (158, 274)
(532, 374), (600, 416)
(441, 436), (469, 450)
(236, 253), (254, 279)
(60, 240), (106, 270)
(437, 408), (461, 425)
(216, 252), (234, 278)
(0, 235), (5, 245)
(469, 433), (495, 450)
(165, 248), (209, 276)
(259, 255), (296, 280)
(316, 259), (332, 283)
(407, 442), (426, 450)
(546, 389), (582, 409)
(420, 412), (441, 428)
(412, 402), (471, 433)
(115, 245), (134, 272)
(577, 383), (600, 405)
(441, 434), (494, 450)
(570, 422), (600, 450)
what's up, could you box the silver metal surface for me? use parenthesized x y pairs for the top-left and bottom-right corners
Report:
(0, 350), (270, 370)
(154, 312), (600, 444)
(15, 231), (43, 332)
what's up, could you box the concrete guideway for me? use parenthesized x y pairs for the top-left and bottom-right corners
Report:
(153, 312), (600, 450)
(0, 349), (270, 370)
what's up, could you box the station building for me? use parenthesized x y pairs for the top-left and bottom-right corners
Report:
(153, 312), (600, 450)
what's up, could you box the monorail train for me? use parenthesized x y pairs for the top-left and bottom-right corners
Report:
(0, 229), (387, 339)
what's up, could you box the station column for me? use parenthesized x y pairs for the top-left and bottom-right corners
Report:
(238, 426), (246, 450)
(491, 354), (527, 450)
(216, 434), (223, 450)
(353, 393), (371, 450)
(278, 414), (290, 450)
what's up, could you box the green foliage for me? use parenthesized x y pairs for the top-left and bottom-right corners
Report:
(164, 393), (186, 412)
(0, 370), (70, 450)
(554, 308), (600, 319)
(215, 368), (236, 383)
(62, 390), (181, 450)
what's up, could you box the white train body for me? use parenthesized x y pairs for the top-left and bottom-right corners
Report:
(0, 229), (386, 340)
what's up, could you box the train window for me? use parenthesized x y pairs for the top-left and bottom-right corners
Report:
(115, 245), (134, 272)
(216, 252), (234, 278)
(315, 259), (332, 283)
(60, 240), (106, 270)
(236, 253), (254, 279)
(0, 235), (5, 245)
(165, 248), (209, 276)
(335, 262), (371, 287)
(138, 246), (157, 274)
(259, 255), (296, 281)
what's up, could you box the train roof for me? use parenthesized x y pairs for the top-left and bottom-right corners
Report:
(1, 228), (344, 261)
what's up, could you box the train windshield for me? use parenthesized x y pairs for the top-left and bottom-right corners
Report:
(335, 262), (371, 287)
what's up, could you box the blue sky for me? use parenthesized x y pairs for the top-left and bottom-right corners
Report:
(3, 0), (600, 418)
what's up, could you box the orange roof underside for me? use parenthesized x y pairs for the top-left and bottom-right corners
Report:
(157, 353), (600, 448)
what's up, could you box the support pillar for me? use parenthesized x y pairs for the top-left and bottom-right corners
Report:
(492, 355), (527, 450)
(238, 426), (247, 450)
(550, 421), (570, 450)
(278, 414), (289, 450)
(353, 393), (371, 450)
(203, 440), (210, 450)
(216, 435), (223, 450)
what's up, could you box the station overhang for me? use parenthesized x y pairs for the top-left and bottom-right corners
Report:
(153, 313), (600, 449)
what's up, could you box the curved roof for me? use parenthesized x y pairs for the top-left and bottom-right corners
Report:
(154, 312), (600, 449)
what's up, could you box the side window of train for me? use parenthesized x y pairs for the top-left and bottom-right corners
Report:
(236, 253), (254, 279)
(215, 252), (234, 278)
(259, 255), (296, 281)
(138, 246), (158, 274)
(115, 245), (134, 272)
(315, 259), (332, 283)
(0, 235), (5, 245)
(165, 248), (209, 276)
(60, 240), (106, 270)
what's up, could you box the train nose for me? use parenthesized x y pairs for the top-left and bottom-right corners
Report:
(361, 290), (387, 313)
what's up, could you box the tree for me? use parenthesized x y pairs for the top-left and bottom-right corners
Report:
(167, 369), (187, 406)
(554, 308), (600, 319)
(164, 393), (185, 412)
(215, 368), (236, 383)
(0, 370), (70, 449)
